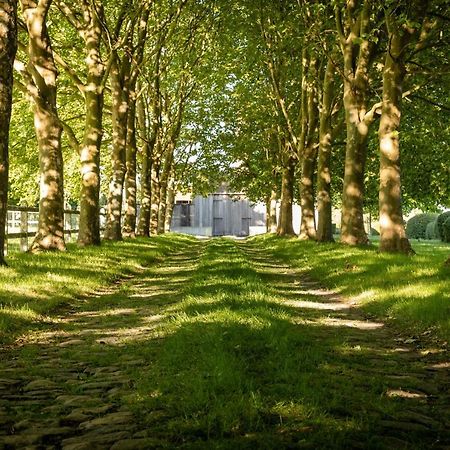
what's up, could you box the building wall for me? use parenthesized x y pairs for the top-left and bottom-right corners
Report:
(171, 194), (266, 237)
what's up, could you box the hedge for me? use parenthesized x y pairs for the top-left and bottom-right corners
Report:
(406, 213), (439, 239)
(442, 217), (450, 243)
(425, 221), (438, 240)
(435, 211), (450, 241)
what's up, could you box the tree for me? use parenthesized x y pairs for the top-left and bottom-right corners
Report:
(17, 0), (66, 252)
(0, 0), (18, 265)
(335, 0), (380, 245)
(54, 0), (108, 246)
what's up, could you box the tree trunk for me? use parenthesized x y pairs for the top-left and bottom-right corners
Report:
(78, 6), (104, 246)
(122, 98), (137, 238)
(157, 142), (176, 234)
(266, 189), (278, 233)
(378, 22), (414, 254)
(299, 53), (318, 240)
(277, 156), (296, 236)
(104, 60), (129, 241)
(0, 0), (17, 264)
(21, 0), (66, 252)
(317, 60), (335, 243)
(164, 175), (175, 232)
(340, 79), (370, 246)
(336, 0), (373, 246)
(136, 94), (152, 237)
(150, 137), (162, 235)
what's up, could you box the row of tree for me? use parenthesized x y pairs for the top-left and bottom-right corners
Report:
(0, 0), (449, 266)
(211, 0), (449, 255)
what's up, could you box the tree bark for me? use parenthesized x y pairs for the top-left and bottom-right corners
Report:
(317, 60), (335, 243)
(21, 0), (66, 252)
(77, 2), (104, 246)
(378, 16), (416, 254)
(150, 141), (161, 236)
(267, 189), (278, 233)
(104, 58), (129, 241)
(0, 0), (17, 264)
(336, 1), (373, 246)
(136, 93), (152, 237)
(164, 175), (175, 232)
(122, 97), (137, 238)
(299, 55), (319, 240)
(277, 155), (296, 236)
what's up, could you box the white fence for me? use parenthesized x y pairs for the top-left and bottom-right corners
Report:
(5, 206), (90, 253)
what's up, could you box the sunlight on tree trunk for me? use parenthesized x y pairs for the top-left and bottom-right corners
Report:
(317, 60), (335, 243)
(123, 98), (137, 238)
(278, 155), (296, 236)
(378, 14), (416, 255)
(78, 1), (104, 247)
(0, 0), (17, 264)
(104, 59), (129, 241)
(266, 189), (278, 233)
(20, 0), (66, 253)
(299, 52), (318, 241)
(136, 92), (152, 237)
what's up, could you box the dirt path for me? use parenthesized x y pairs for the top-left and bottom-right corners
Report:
(238, 241), (450, 449)
(0, 242), (204, 450)
(0, 237), (449, 449)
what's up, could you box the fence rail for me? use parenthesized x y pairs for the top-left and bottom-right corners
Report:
(5, 206), (98, 254)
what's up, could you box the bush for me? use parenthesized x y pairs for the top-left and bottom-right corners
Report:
(425, 221), (438, 240)
(406, 213), (439, 239)
(435, 211), (450, 241)
(442, 217), (450, 243)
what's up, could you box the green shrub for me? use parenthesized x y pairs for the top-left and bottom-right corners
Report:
(425, 221), (438, 240)
(406, 213), (438, 239)
(442, 217), (450, 243)
(435, 211), (450, 241)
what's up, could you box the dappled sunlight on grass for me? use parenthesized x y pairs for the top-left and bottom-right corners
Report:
(250, 234), (450, 340)
(0, 234), (198, 343)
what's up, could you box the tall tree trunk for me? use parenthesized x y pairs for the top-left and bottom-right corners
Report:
(266, 189), (278, 233)
(277, 155), (296, 236)
(0, 0), (17, 264)
(104, 59), (129, 241)
(317, 60), (335, 243)
(336, 0), (373, 246)
(150, 134), (163, 235)
(78, 4), (104, 246)
(299, 52), (318, 240)
(136, 94), (152, 237)
(340, 82), (370, 245)
(157, 142), (176, 234)
(378, 18), (415, 254)
(150, 157), (161, 235)
(122, 98), (137, 238)
(21, 0), (66, 252)
(164, 175), (175, 232)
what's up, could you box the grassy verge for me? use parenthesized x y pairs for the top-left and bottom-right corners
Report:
(129, 239), (446, 448)
(249, 235), (450, 342)
(0, 233), (196, 344)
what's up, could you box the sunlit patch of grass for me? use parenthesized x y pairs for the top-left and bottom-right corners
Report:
(251, 234), (450, 340)
(0, 233), (198, 343)
(123, 238), (441, 448)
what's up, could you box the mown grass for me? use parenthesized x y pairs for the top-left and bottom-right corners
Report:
(128, 238), (447, 448)
(249, 235), (450, 342)
(0, 233), (196, 344)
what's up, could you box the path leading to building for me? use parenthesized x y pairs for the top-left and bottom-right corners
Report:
(0, 238), (449, 449)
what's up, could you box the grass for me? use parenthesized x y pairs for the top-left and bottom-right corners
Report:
(249, 234), (450, 342)
(125, 238), (447, 448)
(1, 236), (448, 448)
(0, 233), (197, 344)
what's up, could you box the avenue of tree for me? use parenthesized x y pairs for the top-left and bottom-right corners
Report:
(0, 0), (449, 266)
